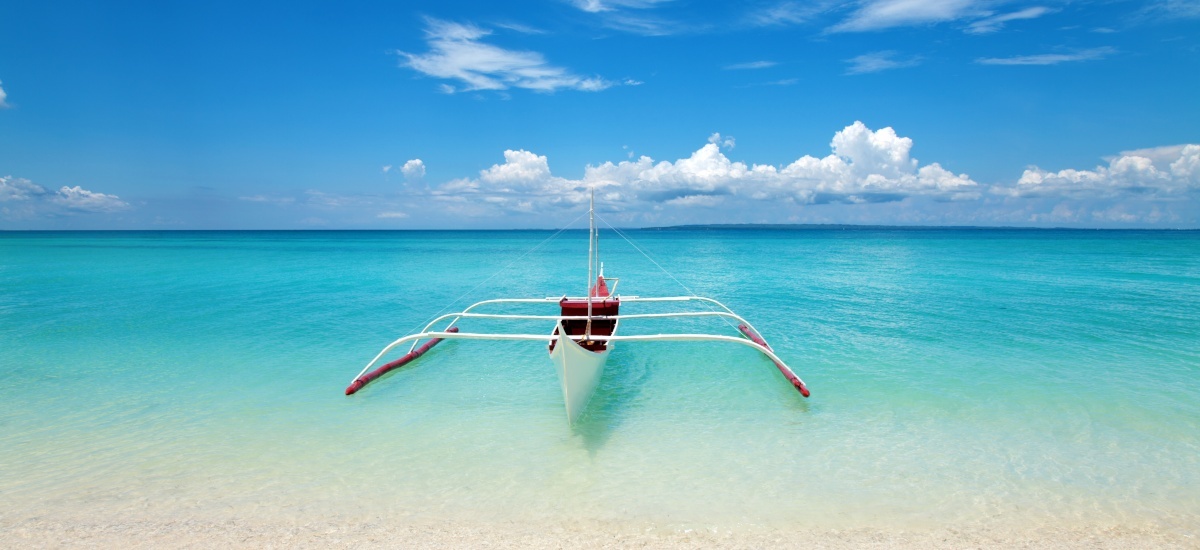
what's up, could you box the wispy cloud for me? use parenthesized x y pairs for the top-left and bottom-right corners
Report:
(491, 21), (546, 34)
(239, 194), (296, 205)
(966, 6), (1054, 34)
(597, 12), (685, 35)
(845, 51), (922, 74)
(976, 46), (1116, 65)
(724, 60), (778, 70)
(735, 78), (799, 88)
(570, 0), (675, 13)
(747, 1), (829, 26)
(241, 191), (405, 211)
(1148, 0), (1200, 19)
(568, 0), (693, 35)
(398, 18), (619, 93)
(0, 80), (9, 109)
(831, 0), (984, 32)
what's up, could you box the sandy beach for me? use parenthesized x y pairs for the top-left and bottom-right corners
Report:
(4, 513), (1197, 549)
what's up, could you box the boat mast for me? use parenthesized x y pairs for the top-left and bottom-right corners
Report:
(586, 187), (594, 339)
(594, 188), (600, 285)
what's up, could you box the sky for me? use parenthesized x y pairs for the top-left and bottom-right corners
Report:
(1, 0), (1198, 229)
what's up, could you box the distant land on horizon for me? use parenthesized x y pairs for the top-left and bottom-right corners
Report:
(4, 224), (1200, 233)
(642, 223), (1200, 232)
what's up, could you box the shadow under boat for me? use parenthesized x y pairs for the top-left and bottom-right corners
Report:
(568, 346), (647, 452)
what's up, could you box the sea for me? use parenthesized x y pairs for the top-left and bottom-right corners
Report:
(2, 228), (1198, 535)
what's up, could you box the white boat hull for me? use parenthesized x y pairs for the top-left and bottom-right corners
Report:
(549, 324), (615, 424)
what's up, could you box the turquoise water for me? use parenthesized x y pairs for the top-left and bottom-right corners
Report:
(2, 229), (1199, 532)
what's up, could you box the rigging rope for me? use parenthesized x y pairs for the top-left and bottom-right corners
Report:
(595, 214), (742, 333)
(398, 210), (590, 340)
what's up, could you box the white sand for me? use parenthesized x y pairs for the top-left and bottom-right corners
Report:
(3, 514), (1196, 549)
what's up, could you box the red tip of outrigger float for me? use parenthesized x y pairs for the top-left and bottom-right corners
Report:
(737, 323), (810, 398)
(794, 379), (811, 398)
(345, 327), (459, 395)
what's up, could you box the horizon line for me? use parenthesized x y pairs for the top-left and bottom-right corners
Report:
(4, 223), (1200, 232)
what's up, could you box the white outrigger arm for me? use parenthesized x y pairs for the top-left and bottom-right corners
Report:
(345, 296), (811, 398)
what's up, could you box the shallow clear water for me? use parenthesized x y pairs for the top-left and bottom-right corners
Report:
(2, 229), (1198, 531)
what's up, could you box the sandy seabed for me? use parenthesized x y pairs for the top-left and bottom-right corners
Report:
(3, 515), (1197, 549)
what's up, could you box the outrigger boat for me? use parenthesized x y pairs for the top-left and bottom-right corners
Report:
(345, 191), (811, 424)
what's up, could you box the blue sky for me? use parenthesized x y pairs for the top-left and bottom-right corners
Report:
(1, 0), (1198, 229)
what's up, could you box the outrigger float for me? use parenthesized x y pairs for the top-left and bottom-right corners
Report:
(345, 191), (810, 424)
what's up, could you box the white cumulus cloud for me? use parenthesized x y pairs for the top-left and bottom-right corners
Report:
(434, 149), (588, 213)
(581, 122), (979, 205)
(401, 159), (426, 180)
(1, 176), (130, 217)
(230, 127), (1199, 228)
(708, 132), (736, 149)
(0, 79), (9, 109)
(51, 186), (130, 213)
(399, 19), (618, 93)
(1000, 144), (1200, 198)
(762, 122), (979, 201)
(480, 150), (554, 187)
(0, 176), (47, 201)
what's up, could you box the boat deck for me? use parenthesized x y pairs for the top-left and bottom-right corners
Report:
(550, 298), (620, 352)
